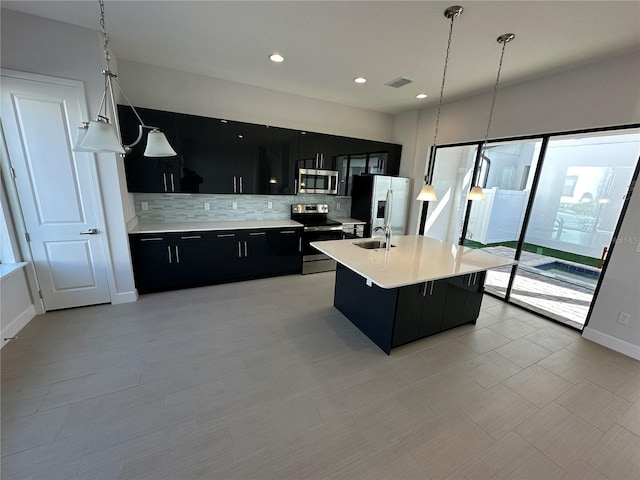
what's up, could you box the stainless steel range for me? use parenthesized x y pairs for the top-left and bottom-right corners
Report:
(291, 204), (343, 274)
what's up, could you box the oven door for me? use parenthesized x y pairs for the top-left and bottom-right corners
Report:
(302, 227), (342, 273)
(298, 169), (339, 194)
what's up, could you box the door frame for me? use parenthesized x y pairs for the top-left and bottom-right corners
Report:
(0, 69), (115, 312)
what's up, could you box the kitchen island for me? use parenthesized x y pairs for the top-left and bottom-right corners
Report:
(311, 235), (517, 354)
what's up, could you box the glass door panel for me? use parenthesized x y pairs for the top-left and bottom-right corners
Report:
(424, 145), (477, 243)
(462, 139), (543, 297)
(511, 130), (640, 328)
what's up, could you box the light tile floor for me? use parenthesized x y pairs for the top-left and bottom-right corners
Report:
(2, 272), (639, 480)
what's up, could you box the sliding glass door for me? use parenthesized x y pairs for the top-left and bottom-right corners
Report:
(425, 126), (639, 329)
(461, 139), (543, 297)
(509, 130), (640, 328)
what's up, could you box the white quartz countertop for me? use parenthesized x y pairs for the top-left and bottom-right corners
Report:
(332, 217), (366, 225)
(130, 219), (303, 234)
(311, 235), (518, 289)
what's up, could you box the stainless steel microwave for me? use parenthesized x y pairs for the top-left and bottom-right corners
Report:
(298, 168), (339, 194)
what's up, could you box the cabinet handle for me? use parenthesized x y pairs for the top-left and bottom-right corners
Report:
(421, 282), (427, 297)
(233, 176), (237, 193)
(321, 153), (324, 168)
(217, 233), (235, 238)
(430, 281), (434, 296)
(244, 241), (248, 257)
(240, 176), (243, 193)
(467, 275), (472, 286)
(299, 237), (302, 252)
(163, 173), (168, 192)
(167, 245), (172, 264)
(140, 237), (163, 242)
(175, 245), (180, 264)
(294, 179), (298, 194)
(237, 241), (241, 257)
(249, 232), (265, 236)
(280, 231), (295, 234)
(170, 173), (175, 192)
(180, 235), (201, 240)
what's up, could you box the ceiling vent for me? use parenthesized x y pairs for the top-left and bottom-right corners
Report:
(385, 77), (413, 88)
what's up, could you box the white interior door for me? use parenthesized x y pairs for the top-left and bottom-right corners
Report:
(1, 73), (111, 310)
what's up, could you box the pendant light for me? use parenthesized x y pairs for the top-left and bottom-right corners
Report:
(73, 0), (176, 157)
(416, 5), (463, 202)
(467, 33), (516, 201)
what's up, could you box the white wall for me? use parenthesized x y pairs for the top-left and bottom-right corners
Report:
(1, 9), (137, 304)
(1, 265), (36, 348)
(117, 59), (395, 142)
(394, 50), (640, 357)
(583, 186), (640, 360)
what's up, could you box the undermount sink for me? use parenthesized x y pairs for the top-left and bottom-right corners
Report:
(353, 240), (395, 250)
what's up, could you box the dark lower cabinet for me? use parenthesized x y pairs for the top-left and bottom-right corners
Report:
(129, 233), (214, 293)
(333, 265), (486, 354)
(441, 272), (485, 331)
(130, 227), (302, 293)
(392, 280), (448, 347)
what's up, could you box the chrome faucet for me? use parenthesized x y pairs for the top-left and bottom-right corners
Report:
(373, 225), (392, 250)
(373, 189), (393, 251)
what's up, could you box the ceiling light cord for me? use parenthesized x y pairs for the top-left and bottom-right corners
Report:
(481, 34), (513, 152)
(431, 11), (457, 154)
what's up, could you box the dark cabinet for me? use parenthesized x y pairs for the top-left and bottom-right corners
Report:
(129, 232), (214, 293)
(393, 280), (448, 347)
(441, 272), (485, 331)
(119, 105), (182, 193)
(120, 105), (402, 195)
(297, 131), (341, 170)
(265, 127), (298, 194)
(130, 227), (303, 293)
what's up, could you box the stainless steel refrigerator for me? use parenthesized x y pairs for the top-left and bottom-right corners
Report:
(350, 175), (411, 237)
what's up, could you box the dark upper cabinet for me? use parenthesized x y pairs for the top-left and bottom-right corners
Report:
(297, 131), (341, 170)
(266, 126), (298, 194)
(120, 105), (402, 195)
(119, 105), (182, 193)
(236, 121), (268, 194)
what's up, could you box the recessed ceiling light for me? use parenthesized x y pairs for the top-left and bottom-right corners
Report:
(354, 77), (367, 84)
(269, 53), (284, 63)
(416, 93), (428, 99)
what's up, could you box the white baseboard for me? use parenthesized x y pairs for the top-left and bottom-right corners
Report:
(582, 327), (640, 361)
(111, 289), (138, 305)
(1, 304), (36, 349)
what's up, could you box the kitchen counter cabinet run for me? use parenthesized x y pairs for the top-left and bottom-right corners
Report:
(129, 227), (302, 293)
(334, 264), (485, 354)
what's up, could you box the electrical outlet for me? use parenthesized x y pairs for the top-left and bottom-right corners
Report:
(267, 201), (273, 209)
(232, 202), (238, 210)
(617, 312), (631, 325)
(141, 201), (149, 211)
(204, 202), (210, 211)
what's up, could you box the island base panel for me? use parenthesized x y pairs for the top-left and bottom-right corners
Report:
(334, 264), (398, 354)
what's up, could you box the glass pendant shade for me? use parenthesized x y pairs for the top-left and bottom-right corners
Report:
(144, 130), (177, 157)
(467, 186), (485, 201)
(416, 184), (438, 201)
(72, 123), (95, 152)
(81, 119), (125, 154)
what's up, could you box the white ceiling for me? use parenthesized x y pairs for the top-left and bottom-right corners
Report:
(3, 1), (640, 114)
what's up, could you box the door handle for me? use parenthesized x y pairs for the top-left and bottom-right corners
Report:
(80, 228), (98, 235)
